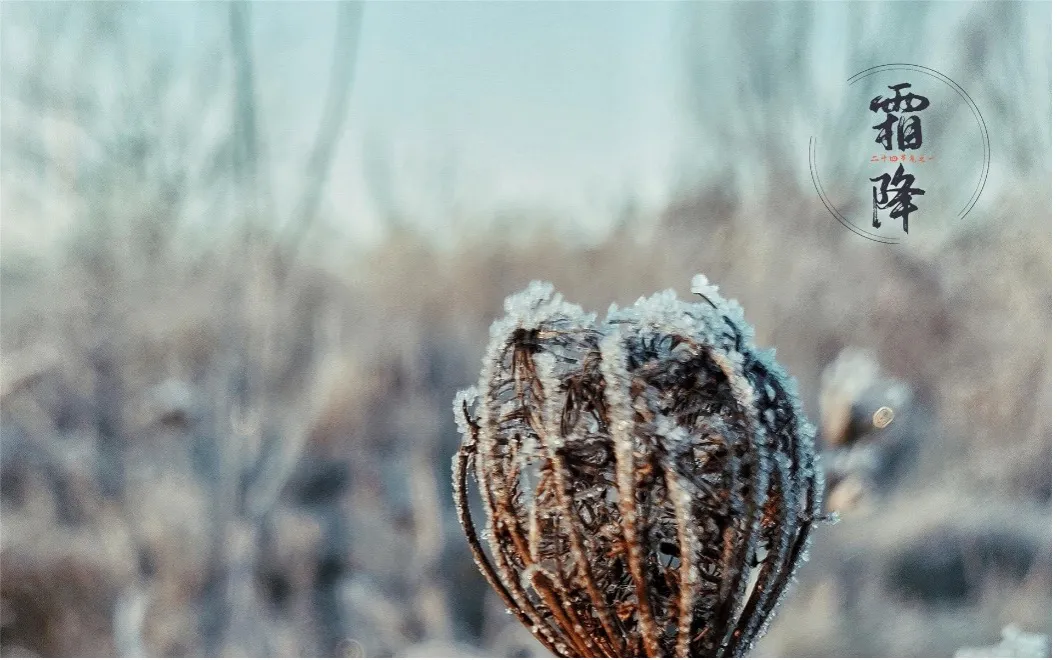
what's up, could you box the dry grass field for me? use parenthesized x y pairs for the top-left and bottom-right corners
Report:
(2, 179), (1049, 656)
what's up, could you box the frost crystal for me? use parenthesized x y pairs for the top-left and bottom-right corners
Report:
(452, 387), (479, 436)
(452, 275), (822, 658)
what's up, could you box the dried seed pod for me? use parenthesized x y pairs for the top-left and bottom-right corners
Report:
(452, 276), (824, 658)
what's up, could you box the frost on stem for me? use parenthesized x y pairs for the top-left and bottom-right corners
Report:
(452, 276), (824, 658)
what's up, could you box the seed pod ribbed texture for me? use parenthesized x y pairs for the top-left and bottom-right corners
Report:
(452, 276), (824, 657)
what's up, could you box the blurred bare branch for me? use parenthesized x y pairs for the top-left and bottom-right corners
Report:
(228, 1), (268, 222)
(285, 1), (364, 258)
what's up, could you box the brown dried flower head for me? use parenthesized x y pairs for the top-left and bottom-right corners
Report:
(452, 276), (825, 657)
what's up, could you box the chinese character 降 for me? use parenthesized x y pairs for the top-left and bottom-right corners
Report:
(870, 164), (924, 233)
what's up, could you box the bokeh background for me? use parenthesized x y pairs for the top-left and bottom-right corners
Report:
(0, 1), (1050, 657)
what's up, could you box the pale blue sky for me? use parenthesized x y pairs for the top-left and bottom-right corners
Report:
(272, 1), (683, 241)
(130, 1), (684, 242)
(1, 1), (1049, 250)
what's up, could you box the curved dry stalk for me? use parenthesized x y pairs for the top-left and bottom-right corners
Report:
(600, 331), (662, 657)
(538, 353), (622, 657)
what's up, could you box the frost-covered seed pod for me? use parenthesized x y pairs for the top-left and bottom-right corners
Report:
(452, 276), (824, 658)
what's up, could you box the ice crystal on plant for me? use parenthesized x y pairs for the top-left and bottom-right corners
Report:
(452, 276), (824, 657)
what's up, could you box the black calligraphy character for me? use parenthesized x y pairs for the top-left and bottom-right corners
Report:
(870, 164), (924, 233)
(872, 114), (925, 150)
(870, 83), (930, 150)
